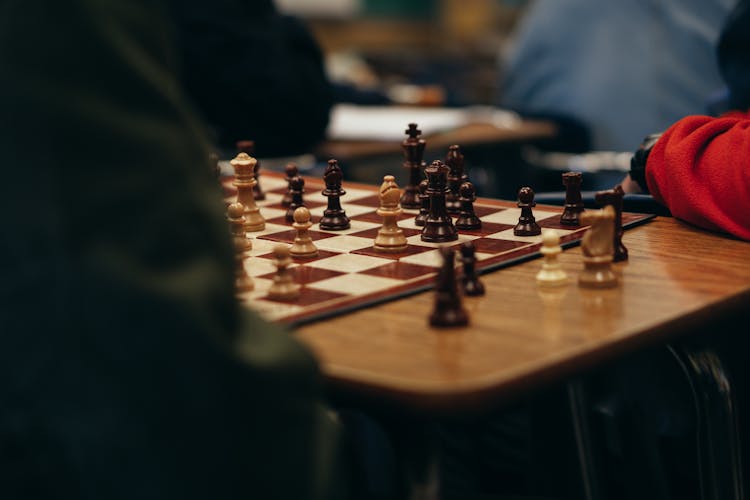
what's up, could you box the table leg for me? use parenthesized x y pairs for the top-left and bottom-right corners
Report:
(567, 379), (602, 500)
(669, 345), (744, 500)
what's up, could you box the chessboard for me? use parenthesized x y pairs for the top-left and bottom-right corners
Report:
(223, 171), (655, 327)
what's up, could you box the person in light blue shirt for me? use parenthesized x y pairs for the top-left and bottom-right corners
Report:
(498, 0), (737, 152)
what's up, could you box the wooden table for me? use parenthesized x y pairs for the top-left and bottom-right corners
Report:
(292, 211), (749, 499)
(295, 216), (750, 411)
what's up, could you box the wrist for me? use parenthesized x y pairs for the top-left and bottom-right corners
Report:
(629, 133), (662, 193)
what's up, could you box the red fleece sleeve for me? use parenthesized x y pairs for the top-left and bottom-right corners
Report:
(646, 111), (750, 240)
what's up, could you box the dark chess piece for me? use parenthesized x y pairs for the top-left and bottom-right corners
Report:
(236, 139), (265, 201)
(455, 181), (482, 230)
(560, 171), (585, 226)
(252, 155), (265, 200)
(414, 179), (429, 227)
(430, 247), (469, 327)
(209, 151), (221, 180)
(421, 160), (457, 243)
(400, 123), (427, 208)
(281, 162), (298, 208)
(459, 242), (485, 296)
(319, 159), (350, 230)
(594, 184), (628, 262)
(514, 186), (541, 236)
(285, 176), (305, 223)
(445, 144), (467, 214)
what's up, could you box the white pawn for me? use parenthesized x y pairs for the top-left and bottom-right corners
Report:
(289, 206), (318, 258)
(374, 175), (408, 253)
(227, 202), (254, 293)
(267, 244), (300, 300)
(227, 202), (252, 252)
(536, 229), (568, 286)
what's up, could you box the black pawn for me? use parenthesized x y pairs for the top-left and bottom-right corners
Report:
(459, 242), (485, 296)
(514, 186), (541, 236)
(281, 163), (298, 208)
(285, 176), (305, 222)
(414, 178), (429, 227)
(319, 159), (350, 230)
(560, 171), (585, 226)
(429, 247), (469, 327)
(455, 181), (482, 230)
(421, 160), (457, 243)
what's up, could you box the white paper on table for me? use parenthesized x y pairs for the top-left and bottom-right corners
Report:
(326, 104), (522, 142)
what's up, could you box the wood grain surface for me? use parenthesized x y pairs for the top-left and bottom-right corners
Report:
(295, 217), (750, 412)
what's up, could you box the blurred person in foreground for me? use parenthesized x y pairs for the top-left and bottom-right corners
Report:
(0, 1), (396, 499)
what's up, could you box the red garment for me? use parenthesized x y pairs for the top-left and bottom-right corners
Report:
(646, 110), (750, 240)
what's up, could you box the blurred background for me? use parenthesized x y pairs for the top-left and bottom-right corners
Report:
(278, 0), (525, 107)
(264, 0), (733, 200)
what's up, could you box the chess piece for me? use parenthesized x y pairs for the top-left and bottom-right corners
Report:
(536, 229), (568, 286)
(455, 181), (482, 230)
(430, 247), (469, 327)
(230, 152), (265, 232)
(560, 171), (585, 226)
(227, 202), (252, 252)
(459, 242), (485, 296)
(514, 186), (541, 236)
(236, 139), (265, 200)
(400, 123), (427, 208)
(421, 160), (458, 243)
(595, 184), (628, 262)
(267, 244), (300, 300)
(414, 178), (429, 227)
(209, 151), (221, 180)
(285, 176), (305, 222)
(281, 162), (298, 207)
(578, 206), (618, 288)
(289, 206), (318, 258)
(445, 144), (467, 214)
(319, 159), (351, 230)
(374, 175), (408, 253)
(227, 202), (254, 293)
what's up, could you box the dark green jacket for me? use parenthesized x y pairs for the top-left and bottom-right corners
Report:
(0, 1), (347, 498)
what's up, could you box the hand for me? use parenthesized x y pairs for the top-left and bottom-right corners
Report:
(619, 173), (643, 194)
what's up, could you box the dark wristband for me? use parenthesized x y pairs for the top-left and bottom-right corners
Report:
(629, 133), (662, 193)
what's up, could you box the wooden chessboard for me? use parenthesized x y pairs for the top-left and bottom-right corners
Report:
(224, 172), (655, 327)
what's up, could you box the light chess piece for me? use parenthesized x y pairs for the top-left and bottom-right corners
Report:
(230, 152), (265, 232)
(267, 244), (300, 300)
(227, 202), (253, 293)
(374, 175), (408, 253)
(227, 202), (252, 252)
(289, 206), (318, 258)
(536, 229), (568, 286)
(578, 205), (618, 288)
